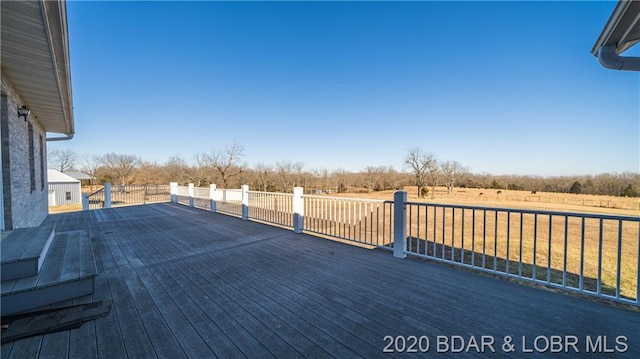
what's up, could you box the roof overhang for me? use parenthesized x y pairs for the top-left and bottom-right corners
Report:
(592, 0), (640, 71)
(1, 0), (74, 136)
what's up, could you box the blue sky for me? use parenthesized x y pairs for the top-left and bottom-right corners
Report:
(52, 0), (639, 176)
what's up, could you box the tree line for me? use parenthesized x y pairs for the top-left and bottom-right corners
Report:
(48, 144), (640, 198)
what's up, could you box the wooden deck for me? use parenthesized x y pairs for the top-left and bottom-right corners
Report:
(2, 203), (638, 358)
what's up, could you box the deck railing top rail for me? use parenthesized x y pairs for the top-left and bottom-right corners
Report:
(302, 194), (387, 203)
(405, 200), (640, 221)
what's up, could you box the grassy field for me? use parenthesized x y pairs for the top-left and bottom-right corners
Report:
(336, 186), (640, 214)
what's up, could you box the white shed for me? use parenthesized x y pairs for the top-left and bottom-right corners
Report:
(47, 169), (81, 206)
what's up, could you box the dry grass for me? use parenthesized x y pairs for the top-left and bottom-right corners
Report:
(48, 204), (82, 214)
(336, 186), (640, 215)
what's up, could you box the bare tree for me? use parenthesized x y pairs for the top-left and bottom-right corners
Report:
(48, 148), (76, 172)
(362, 166), (382, 193)
(191, 153), (213, 187)
(275, 160), (304, 192)
(80, 154), (101, 190)
(164, 155), (191, 185)
(440, 160), (468, 193)
(100, 153), (140, 186)
(332, 168), (351, 193)
(253, 163), (275, 192)
(203, 142), (246, 188)
(134, 161), (165, 185)
(404, 147), (437, 198)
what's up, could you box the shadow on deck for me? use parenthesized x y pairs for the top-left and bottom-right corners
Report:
(2, 202), (638, 358)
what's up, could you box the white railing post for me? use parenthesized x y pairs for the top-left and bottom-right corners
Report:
(188, 183), (194, 207)
(293, 187), (304, 233)
(241, 185), (249, 220)
(170, 182), (178, 203)
(210, 184), (217, 212)
(393, 190), (407, 259)
(82, 194), (89, 211)
(104, 182), (112, 209)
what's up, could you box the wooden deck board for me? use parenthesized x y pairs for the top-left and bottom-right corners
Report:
(106, 276), (157, 358)
(135, 268), (219, 358)
(38, 330), (69, 358)
(120, 271), (187, 358)
(161, 261), (298, 358)
(6, 203), (637, 358)
(179, 254), (373, 359)
(58, 231), (80, 282)
(92, 276), (127, 358)
(68, 295), (98, 359)
(136, 266), (256, 359)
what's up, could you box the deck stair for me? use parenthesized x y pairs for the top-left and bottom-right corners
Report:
(1, 227), (97, 316)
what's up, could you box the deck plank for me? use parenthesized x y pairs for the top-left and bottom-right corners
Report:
(161, 261), (297, 358)
(106, 276), (156, 358)
(7, 203), (637, 359)
(68, 295), (98, 359)
(0, 342), (12, 359)
(10, 234), (66, 293)
(140, 271), (256, 358)
(92, 276), (127, 358)
(78, 231), (97, 278)
(58, 231), (80, 282)
(121, 271), (187, 358)
(203, 251), (429, 359)
(179, 254), (363, 358)
(37, 331), (69, 359)
(5, 336), (41, 359)
(135, 268), (217, 358)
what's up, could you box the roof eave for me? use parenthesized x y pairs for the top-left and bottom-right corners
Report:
(592, 1), (640, 71)
(0, 0), (74, 136)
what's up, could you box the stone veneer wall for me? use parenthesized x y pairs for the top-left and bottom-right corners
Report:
(1, 73), (48, 230)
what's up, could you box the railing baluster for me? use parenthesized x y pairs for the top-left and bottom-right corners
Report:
(548, 214), (553, 284)
(616, 220), (622, 299)
(533, 213), (538, 280)
(494, 211), (498, 271)
(471, 209), (476, 268)
(482, 210), (486, 269)
(519, 212), (523, 277)
(441, 206), (446, 260)
(506, 211), (511, 274)
(461, 208), (465, 264)
(563, 216), (568, 287)
(597, 218), (603, 295)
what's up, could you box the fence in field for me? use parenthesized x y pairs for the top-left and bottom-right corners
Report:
(82, 183), (171, 210)
(168, 183), (640, 306)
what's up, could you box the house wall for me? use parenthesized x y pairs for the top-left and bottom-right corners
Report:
(48, 182), (81, 205)
(1, 73), (48, 230)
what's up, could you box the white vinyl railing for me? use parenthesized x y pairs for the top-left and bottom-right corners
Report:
(401, 201), (640, 305)
(248, 191), (294, 227)
(302, 195), (393, 248)
(170, 183), (639, 306)
(83, 183), (171, 210)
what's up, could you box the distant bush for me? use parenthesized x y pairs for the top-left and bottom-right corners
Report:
(569, 181), (582, 194)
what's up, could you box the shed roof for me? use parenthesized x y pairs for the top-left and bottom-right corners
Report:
(48, 169), (80, 183)
(63, 171), (94, 180)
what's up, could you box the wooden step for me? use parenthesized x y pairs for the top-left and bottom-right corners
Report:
(1, 230), (97, 316)
(0, 226), (56, 281)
